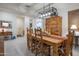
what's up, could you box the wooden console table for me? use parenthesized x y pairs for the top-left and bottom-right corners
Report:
(0, 32), (12, 40)
(0, 32), (12, 36)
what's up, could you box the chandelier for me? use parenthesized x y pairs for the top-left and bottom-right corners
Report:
(37, 4), (58, 18)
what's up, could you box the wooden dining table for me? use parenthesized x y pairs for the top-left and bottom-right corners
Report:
(32, 34), (65, 56)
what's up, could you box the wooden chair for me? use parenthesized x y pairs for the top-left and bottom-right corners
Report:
(42, 43), (50, 56)
(27, 28), (36, 53)
(65, 31), (73, 56)
(34, 28), (43, 56)
(34, 28), (50, 56)
(58, 31), (73, 56)
(27, 28), (33, 50)
(42, 32), (51, 56)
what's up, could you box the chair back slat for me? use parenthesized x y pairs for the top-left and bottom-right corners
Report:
(35, 28), (42, 41)
(27, 28), (33, 50)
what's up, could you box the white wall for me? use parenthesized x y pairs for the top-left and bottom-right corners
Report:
(0, 11), (17, 36)
(24, 16), (30, 37)
(24, 16), (30, 28)
(67, 3), (79, 11)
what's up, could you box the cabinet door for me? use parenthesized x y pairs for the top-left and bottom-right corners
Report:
(45, 16), (62, 35)
(0, 41), (4, 56)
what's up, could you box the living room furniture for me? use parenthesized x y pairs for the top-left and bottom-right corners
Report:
(45, 16), (62, 35)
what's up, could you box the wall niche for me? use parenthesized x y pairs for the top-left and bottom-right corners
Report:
(0, 21), (12, 32)
(0, 21), (12, 28)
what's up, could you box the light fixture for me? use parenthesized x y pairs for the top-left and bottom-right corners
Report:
(70, 25), (77, 30)
(70, 25), (77, 36)
(42, 14), (45, 17)
(45, 13), (48, 16)
(37, 4), (58, 18)
(40, 14), (43, 17)
(48, 12), (51, 15)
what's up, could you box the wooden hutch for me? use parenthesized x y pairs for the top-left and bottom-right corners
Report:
(45, 16), (62, 36)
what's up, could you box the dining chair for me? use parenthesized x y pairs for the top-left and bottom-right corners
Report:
(42, 31), (51, 56)
(65, 31), (73, 56)
(34, 28), (43, 56)
(27, 28), (33, 50)
(58, 31), (73, 56)
(34, 28), (51, 56)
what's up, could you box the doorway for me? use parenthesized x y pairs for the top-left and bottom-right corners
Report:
(16, 16), (24, 37)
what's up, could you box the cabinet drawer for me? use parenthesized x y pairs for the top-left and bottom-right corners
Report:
(0, 53), (4, 56)
(0, 44), (4, 46)
(0, 47), (4, 53)
(0, 41), (4, 44)
(0, 41), (4, 47)
(0, 46), (4, 48)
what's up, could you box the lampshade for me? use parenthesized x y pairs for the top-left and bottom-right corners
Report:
(70, 25), (77, 30)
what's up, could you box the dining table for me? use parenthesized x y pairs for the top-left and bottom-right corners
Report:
(32, 33), (65, 56)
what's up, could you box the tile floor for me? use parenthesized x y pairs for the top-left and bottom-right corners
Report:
(4, 37), (34, 56)
(4, 37), (79, 56)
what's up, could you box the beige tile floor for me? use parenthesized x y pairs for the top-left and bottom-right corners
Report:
(4, 37), (79, 56)
(4, 37), (34, 56)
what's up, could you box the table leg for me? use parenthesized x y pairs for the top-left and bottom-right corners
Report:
(48, 46), (50, 56)
(53, 45), (59, 56)
(50, 46), (53, 56)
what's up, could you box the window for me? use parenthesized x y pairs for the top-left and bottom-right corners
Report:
(35, 19), (43, 28)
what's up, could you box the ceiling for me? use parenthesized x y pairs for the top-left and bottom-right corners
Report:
(0, 3), (79, 17)
(0, 3), (37, 16)
(0, 3), (50, 17)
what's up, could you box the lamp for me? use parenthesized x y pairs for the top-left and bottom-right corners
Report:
(70, 25), (77, 36)
(70, 25), (77, 30)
